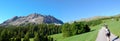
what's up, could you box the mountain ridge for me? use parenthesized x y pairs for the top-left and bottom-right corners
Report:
(1, 13), (63, 26)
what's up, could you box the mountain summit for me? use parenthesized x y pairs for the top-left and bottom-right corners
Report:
(1, 13), (63, 25)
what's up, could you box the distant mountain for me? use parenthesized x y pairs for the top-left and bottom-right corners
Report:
(1, 13), (63, 26)
(80, 16), (110, 21)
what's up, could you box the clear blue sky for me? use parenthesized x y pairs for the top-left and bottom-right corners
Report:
(0, 0), (120, 23)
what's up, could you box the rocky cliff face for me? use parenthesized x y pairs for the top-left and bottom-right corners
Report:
(1, 13), (63, 25)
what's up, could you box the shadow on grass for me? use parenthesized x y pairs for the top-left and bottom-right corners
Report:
(91, 29), (96, 32)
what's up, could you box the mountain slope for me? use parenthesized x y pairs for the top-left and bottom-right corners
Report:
(50, 19), (120, 41)
(1, 13), (63, 25)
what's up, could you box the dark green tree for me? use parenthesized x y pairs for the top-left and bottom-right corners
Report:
(62, 23), (71, 37)
(0, 29), (10, 41)
(84, 24), (90, 32)
(116, 18), (119, 21)
(14, 35), (21, 41)
(34, 32), (40, 41)
(23, 32), (30, 41)
(71, 23), (77, 35)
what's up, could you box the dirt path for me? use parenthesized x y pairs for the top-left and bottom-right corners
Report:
(96, 27), (120, 41)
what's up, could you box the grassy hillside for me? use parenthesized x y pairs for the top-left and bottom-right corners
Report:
(50, 24), (102, 41)
(23, 19), (120, 41)
(50, 19), (120, 41)
(105, 19), (120, 36)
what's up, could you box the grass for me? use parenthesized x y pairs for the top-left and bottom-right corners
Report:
(25, 24), (102, 41)
(50, 23), (102, 41)
(50, 19), (120, 41)
(22, 19), (120, 41)
(104, 19), (120, 36)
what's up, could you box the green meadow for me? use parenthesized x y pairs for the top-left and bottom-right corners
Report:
(21, 19), (120, 41)
(50, 19), (120, 41)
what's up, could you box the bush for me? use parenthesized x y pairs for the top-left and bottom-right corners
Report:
(84, 24), (90, 32)
(116, 18), (119, 21)
(62, 23), (71, 37)
(34, 32), (40, 41)
(23, 32), (30, 41)
(15, 36), (21, 41)
(62, 21), (90, 37)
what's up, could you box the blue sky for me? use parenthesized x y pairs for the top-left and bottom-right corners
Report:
(0, 0), (120, 23)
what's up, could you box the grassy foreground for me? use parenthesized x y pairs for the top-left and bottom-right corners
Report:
(50, 23), (102, 41)
(23, 19), (120, 41)
(105, 19), (120, 36)
(50, 19), (120, 41)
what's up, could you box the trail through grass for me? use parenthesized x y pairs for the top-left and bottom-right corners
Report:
(22, 19), (120, 41)
(51, 19), (120, 41)
(51, 24), (102, 41)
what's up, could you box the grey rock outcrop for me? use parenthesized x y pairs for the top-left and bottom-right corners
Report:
(1, 13), (63, 25)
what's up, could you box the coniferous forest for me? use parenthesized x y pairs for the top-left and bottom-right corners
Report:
(0, 23), (61, 41)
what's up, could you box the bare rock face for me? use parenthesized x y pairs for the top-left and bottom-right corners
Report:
(1, 13), (63, 26)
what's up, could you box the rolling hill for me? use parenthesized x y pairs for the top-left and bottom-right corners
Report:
(50, 18), (120, 41)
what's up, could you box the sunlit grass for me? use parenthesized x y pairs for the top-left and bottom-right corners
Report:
(22, 19), (120, 41)
(105, 19), (120, 36)
(50, 24), (102, 41)
(50, 19), (120, 41)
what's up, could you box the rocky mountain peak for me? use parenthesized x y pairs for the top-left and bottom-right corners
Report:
(1, 13), (63, 26)
(11, 16), (18, 21)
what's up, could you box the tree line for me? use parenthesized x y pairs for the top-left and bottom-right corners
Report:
(62, 21), (90, 37)
(0, 19), (104, 41)
(62, 18), (105, 37)
(0, 23), (61, 41)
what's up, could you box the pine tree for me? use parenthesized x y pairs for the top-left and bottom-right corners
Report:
(23, 32), (30, 41)
(34, 32), (40, 41)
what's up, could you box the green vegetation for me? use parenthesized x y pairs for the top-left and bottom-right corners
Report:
(85, 19), (102, 26)
(51, 18), (120, 41)
(0, 24), (61, 41)
(34, 32), (40, 41)
(0, 16), (120, 41)
(103, 19), (120, 36)
(62, 22), (90, 37)
(23, 32), (30, 41)
(51, 24), (102, 41)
